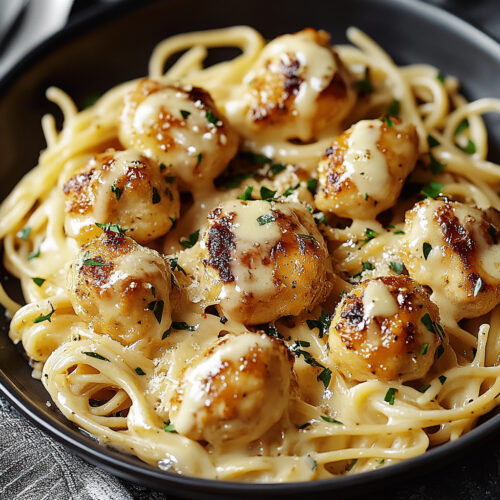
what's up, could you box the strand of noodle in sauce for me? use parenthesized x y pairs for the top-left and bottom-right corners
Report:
(0, 25), (499, 481)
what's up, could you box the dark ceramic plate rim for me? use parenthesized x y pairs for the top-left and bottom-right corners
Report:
(0, 0), (499, 496)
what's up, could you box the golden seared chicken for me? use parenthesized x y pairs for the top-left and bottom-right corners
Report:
(200, 199), (332, 324)
(67, 228), (172, 347)
(329, 276), (443, 382)
(63, 149), (179, 245)
(169, 332), (293, 445)
(119, 79), (238, 189)
(401, 198), (500, 320)
(224, 28), (355, 142)
(315, 119), (418, 219)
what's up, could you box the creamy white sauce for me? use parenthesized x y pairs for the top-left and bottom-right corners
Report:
(362, 280), (398, 318)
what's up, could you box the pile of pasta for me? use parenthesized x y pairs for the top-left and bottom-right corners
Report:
(0, 26), (499, 482)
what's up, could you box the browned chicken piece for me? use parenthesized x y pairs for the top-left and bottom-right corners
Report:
(63, 149), (180, 245)
(119, 79), (238, 189)
(67, 229), (172, 347)
(169, 332), (293, 445)
(329, 276), (444, 382)
(315, 119), (418, 219)
(225, 28), (355, 142)
(402, 198), (500, 320)
(200, 199), (332, 324)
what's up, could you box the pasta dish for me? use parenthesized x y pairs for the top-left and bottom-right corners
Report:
(0, 25), (499, 482)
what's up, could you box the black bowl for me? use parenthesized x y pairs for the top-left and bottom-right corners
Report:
(0, 0), (499, 498)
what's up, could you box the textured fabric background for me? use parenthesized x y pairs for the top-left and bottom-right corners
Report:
(0, 1), (499, 499)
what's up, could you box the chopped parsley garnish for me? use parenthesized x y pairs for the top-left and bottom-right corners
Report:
(393, 230), (405, 235)
(436, 72), (445, 83)
(83, 351), (109, 362)
(159, 163), (167, 170)
(180, 229), (200, 248)
(151, 286), (156, 298)
(306, 178), (318, 195)
(283, 183), (300, 197)
(436, 345), (445, 358)
(362, 261), (374, 271)
(162, 327), (172, 339)
(95, 222), (126, 235)
(389, 262), (404, 275)
(82, 251), (105, 267)
(429, 152), (446, 174)
(384, 388), (398, 405)
(473, 277), (483, 297)
(427, 135), (441, 148)
(164, 176), (176, 183)
(360, 228), (378, 247)
(169, 217), (178, 229)
(418, 384), (431, 393)
(308, 456), (318, 470)
(267, 325), (284, 339)
(355, 67), (373, 95)
(364, 192), (369, 200)
(380, 115), (393, 127)
(135, 367), (146, 376)
(313, 212), (327, 226)
(152, 187), (161, 204)
(111, 184), (121, 201)
(488, 225), (498, 244)
(421, 180), (444, 199)
(420, 343), (429, 355)
(457, 139), (477, 155)
(423, 242), (432, 260)
(346, 459), (358, 472)
(168, 257), (187, 275)
(164, 187), (173, 200)
(28, 247), (41, 260)
(454, 118), (469, 136)
(163, 421), (176, 433)
(290, 340), (332, 389)
(196, 153), (202, 165)
(205, 109), (220, 126)
(180, 109), (191, 119)
(321, 415), (344, 425)
(257, 213), (276, 225)
(439, 375), (447, 384)
(17, 227), (31, 240)
(306, 310), (331, 339)
(34, 302), (55, 323)
(269, 163), (286, 176)
(171, 321), (197, 331)
(298, 422), (311, 429)
(434, 322), (445, 340)
(387, 99), (400, 117)
(420, 313), (434, 333)
(238, 185), (254, 200)
(260, 186), (277, 200)
(31, 277), (45, 287)
(147, 300), (165, 324)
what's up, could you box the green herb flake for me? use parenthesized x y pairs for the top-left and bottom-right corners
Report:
(380, 115), (393, 127)
(423, 242), (432, 260)
(152, 187), (161, 204)
(439, 375), (447, 384)
(171, 321), (197, 332)
(17, 227), (31, 240)
(346, 459), (358, 472)
(237, 185), (254, 201)
(159, 163), (167, 171)
(147, 300), (165, 324)
(317, 367), (332, 389)
(163, 421), (176, 433)
(111, 184), (122, 201)
(389, 262), (404, 275)
(269, 163), (286, 176)
(267, 325), (284, 339)
(429, 152), (446, 174)
(298, 422), (311, 429)
(162, 326), (172, 339)
(393, 230), (405, 235)
(421, 313), (434, 334)
(313, 212), (327, 226)
(164, 176), (176, 183)
(28, 247), (41, 261)
(83, 351), (109, 361)
(34, 302), (55, 323)
(95, 222), (127, 235)
(82, 251), (105, 267)
(283, 183), (300, 197)
(418, 384), (431, 393)
(436, 345), (445, 358)
(290, 341), (331, 389)
(308, 455), (318, 471)
(436, 72), (445, 83)
(454, 119), (469, 136)
(257, 213), (276, 225)
(421, 180), (444, 199)
(387, 99), (400, 117)
(180, 109), (191, 119)
(361, 228), (378, 247)
(205, 109), (220, 126)
(457, 139), (477, 155)
(168, 257), (187, 275)
(306, 310), (331, 339)
(260, 186), (277, 200)
(306, 178), (318, 195)
(384, 388), (398, 405)
(355, 67), (373, 95)
(473, 277), (483, 297)
(427, 135), (441, 148)
(180, 229), (200, 248)
(169, 217), (178, 230)
(362, 261), (374, 271)
(135, 367), (146, 376)
(420, 343), (429, 355)
(31, 277), (46, 287)
(321, 415), (344, 425)
(488, 225), (498, 244)
(196, 153), (202, 165)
